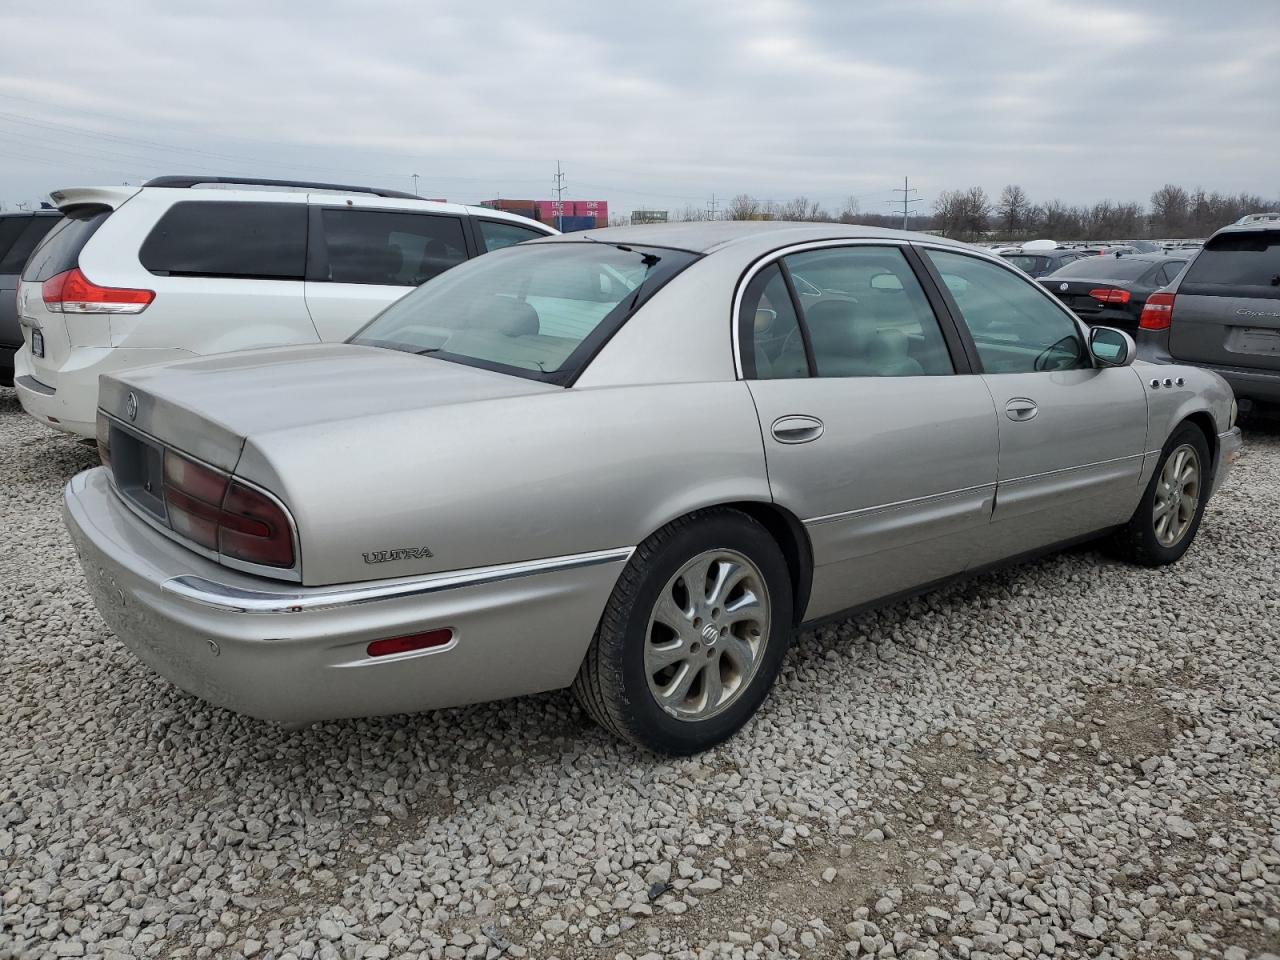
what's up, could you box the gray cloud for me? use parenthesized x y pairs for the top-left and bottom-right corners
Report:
(1, 0), (1277, 214)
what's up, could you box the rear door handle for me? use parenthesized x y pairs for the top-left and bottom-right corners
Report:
(1005, 398), (1038, 422)
(771, 415), (824, 444)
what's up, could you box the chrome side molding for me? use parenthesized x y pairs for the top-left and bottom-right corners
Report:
(162, 546), (635, 614)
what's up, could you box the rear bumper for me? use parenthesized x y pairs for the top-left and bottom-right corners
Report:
(64, 467), (628, 724)
(13, 343), (197, 438)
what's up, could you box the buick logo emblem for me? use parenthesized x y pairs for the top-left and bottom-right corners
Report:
(701, 624), (719, 645)
(1059, 282), (1068, 291)
(125, 392), (138, 421)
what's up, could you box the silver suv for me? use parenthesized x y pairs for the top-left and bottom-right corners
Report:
(1136, 220), (1280, 413)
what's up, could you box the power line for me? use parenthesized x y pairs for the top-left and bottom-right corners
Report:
(886, 176), (924, 230)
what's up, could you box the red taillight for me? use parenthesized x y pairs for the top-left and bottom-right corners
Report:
(366, 629), (454, 658)
(161, 451), (295, 568)
(1139, 292), (1176, 330)
(1089, 288), (1131, 304)
(42, 267), (154, 315)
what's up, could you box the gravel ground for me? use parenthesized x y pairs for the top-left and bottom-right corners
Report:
(1, 387), (1278, 960)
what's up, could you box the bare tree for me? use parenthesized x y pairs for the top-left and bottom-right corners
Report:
(776, 196), (829, 221)
(996, 185), (1031, 239)
(837, 195), (860, 224)
(725, 194), (762, 221)
(673, 204), (708, 222)
(1150, 184), (1190, 236)
(936, 187), (990, 241)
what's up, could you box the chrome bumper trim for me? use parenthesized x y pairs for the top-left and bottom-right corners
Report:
(162, 546), (635, 614)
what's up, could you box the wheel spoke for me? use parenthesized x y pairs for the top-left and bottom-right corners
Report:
(724, 588), (764, 622)
(706, 559), (744, 608)
(1180, 492), (1197, 517)
(647, 637), (690, 671)
(701, 659), (725, 711)
(653, 590), (693, 630)
(680, 557), (714, 606)
(719, 633), (756, 674)
(657, 662), (699, 706)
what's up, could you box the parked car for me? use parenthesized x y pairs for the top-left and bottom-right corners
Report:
(1001, 247), (1091, 278)
(1119, 240), (1162, 254)
(14, 176), (556, 437)
(0, 209), (61, 386)
(1039, 254), (1190, 331)
(64, 222), (1241, 754)
(1137, 220), (1280, 413)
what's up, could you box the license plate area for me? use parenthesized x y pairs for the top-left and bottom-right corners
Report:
(1228, 326), (1280, 357)
(110, 425), (167, 520)
(31, 328), (44, 358)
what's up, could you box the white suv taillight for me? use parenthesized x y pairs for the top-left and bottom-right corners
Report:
(42, 267), (154, 314)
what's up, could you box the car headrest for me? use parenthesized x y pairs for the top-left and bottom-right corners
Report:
(467, 296), (540, 337)
(805, 299), (874, 355)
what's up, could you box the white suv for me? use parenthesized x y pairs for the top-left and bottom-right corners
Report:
(14, 176), (556, 438)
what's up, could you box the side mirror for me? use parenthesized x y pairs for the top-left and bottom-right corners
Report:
(1089, 326), (1135, 367)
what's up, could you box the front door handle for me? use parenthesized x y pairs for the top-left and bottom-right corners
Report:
(771, 415), (825, 444)
(1005, 398), (1038, 422)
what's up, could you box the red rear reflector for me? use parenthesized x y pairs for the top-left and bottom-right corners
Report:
(1089, 288), (1131, 304)
(1140, 292), (1176, 330)
(42, 267), (154, 315)
(367, 629), (454, 658)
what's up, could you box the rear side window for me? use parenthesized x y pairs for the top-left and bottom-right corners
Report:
(1181, 231), (1280, 294)
(739, 263), (807, 379)
(1003, 255), (1045, 274)
(21, 207), (111, 282)
(0, 216), (60, 274)
(477, 219), (548, 252)
(139, 201), (307, 280)
(318, 209), (467, 286)
(1157, 261), (1187, 286)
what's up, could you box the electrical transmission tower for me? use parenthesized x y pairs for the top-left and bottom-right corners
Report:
(706, 194), (719, 221)
(886, 176), (923, 230)
(553, 161), (566, 231)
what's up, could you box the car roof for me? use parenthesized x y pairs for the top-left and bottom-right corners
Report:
(529, 220), (975, 255)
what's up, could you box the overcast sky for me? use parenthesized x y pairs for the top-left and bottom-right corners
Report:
(1, 0), (1277, 216)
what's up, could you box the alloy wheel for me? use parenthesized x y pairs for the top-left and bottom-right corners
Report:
(1153, 443), (1201, 547)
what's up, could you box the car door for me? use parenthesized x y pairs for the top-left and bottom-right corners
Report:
(741, 242), (999, 621)
(304, 200), (474, 341)
(919, 247), (1148, 563)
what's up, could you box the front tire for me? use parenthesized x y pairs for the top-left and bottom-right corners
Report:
(573, 508), (794, 755)
(1111, 422), (1211, 566)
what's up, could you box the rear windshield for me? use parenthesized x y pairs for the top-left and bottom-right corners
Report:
(1003, 255), (1046, 273)
(0, 215), (60, 274)
(21, 206), (111, 281)
(351, 241), (699, 384)
(1182, 231), (1280, 291)
(1046, 256), (1155, 281)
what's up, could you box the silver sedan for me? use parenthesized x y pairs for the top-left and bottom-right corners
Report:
(64, 222), (1242, 754)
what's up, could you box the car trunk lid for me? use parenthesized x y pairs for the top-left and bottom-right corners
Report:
(1039, 276), (1133, 318)
(98, 342), (561, 473)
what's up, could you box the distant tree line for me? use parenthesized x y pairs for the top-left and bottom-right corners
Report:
(660, 184), (1276, 242)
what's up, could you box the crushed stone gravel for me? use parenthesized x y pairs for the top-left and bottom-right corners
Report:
(1, 389), (1277, 960)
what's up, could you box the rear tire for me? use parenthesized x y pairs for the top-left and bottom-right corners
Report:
(573, 508), (794, 755)
(1110, 422), (1211, 566)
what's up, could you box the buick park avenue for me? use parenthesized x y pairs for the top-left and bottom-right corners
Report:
(64, 222), (1241, 754)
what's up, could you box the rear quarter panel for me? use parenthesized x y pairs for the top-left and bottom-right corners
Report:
(236, 381), (772, 585)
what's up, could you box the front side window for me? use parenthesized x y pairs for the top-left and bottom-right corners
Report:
(139, 201), (306, 279)
(925, 248), (1087, 374)
(320, 209), (467, 285)
(477, 219), (549, 252)
(780, 246), (954, 377)
(351, 242), (698, 383)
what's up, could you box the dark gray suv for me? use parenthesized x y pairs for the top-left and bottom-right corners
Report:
(0, 210), (61, 386)
(1137, 222), (1280, 412)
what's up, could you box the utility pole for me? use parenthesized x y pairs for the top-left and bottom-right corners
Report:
(553, 161), (566, 232)
(706, 193), (719, 221)
(411, 174), (420, 196)
(886, 175), (923, 230)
